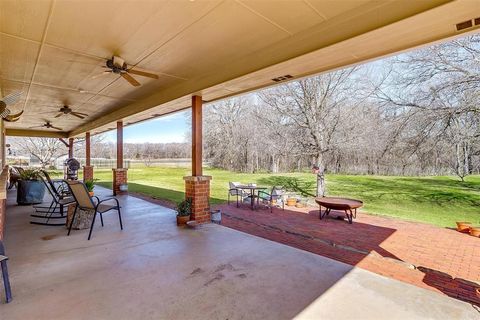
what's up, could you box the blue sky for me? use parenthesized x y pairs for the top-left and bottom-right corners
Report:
(103, 110), (189, 143)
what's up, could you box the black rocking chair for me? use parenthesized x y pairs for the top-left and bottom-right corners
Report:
(30, 176), (75, 226)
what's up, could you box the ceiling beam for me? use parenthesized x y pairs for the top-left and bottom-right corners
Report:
(68, 0), (452, 137)
(6, 129), (68, 138)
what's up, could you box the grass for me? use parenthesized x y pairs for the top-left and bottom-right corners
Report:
(84, 166), (480, 228)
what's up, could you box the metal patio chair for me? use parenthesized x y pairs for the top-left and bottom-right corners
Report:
(66, 180), (123, 240)
(228, 182), (248, 207)
(257, 186), (286, 212)
(0, 241), (12, 303)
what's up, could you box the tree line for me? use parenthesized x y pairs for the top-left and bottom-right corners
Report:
(203, 34), (480, 187)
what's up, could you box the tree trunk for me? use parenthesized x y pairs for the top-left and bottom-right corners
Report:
(270, 154), (278, 173)
(315, 154), (326, 197)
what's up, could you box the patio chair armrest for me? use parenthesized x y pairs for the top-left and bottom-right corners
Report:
(92, 196), (101, 205)
(97, 197), (120, 208)
(0, 255), (8, 262)
(229, 188), (245, 196)
(257, 190), (270, 199)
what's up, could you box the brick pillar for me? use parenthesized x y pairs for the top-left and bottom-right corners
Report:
(112, 168), (128, 196)
(83, 165), (94, 182)
(184, 175), (211, 224)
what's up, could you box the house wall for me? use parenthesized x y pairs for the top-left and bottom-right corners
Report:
(0, 119), (6, 240)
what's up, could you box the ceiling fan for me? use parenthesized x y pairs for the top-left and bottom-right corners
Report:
(55, 105), (88, 119)
(0, 91), (24, 122)
(30, 121), (63, 131)
(93, 56), (159, 87)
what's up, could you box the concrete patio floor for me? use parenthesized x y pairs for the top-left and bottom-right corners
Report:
(1, 187), (478, 319)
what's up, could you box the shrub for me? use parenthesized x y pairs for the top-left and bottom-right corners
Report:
(176, 198), (192, 217)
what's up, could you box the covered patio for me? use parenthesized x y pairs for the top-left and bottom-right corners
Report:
(2, 186), (478, 319)
(1, 0), (480, 318)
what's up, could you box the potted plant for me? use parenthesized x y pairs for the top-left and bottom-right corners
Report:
(176, 198), (191, 226)
(84, 179), (95, 197)
(17, 169), (45, 205)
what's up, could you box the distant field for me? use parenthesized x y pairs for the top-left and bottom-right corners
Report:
(81, 166), (480, 228)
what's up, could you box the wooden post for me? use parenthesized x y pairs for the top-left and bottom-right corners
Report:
(85, 132), (91, 166)
(83, 132), (94, 182)
(68, 138), (74, 158)
(117, 121), (123, 169)
(113, 121), (127, 195)
(191, 95), (202, 176)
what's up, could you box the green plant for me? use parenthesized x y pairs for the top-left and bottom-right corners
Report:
(19, 169), (42, 181)
(176, 198), (192, 217)
(84, 179), (96, 192)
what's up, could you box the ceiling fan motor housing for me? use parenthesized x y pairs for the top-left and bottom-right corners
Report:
(106, 58), (127, 73)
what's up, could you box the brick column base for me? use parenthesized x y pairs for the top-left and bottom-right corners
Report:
(112, 168), (128, 196)
(83, 165), (94, 182)
(184, 176), (211, 224)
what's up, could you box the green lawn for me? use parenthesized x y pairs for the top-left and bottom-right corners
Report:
(87, 166), (480, 228)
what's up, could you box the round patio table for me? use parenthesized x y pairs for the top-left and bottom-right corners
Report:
(315, 197), (363, 224)
(236, 185), (267, 210)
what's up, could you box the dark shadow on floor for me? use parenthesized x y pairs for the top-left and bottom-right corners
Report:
(417, 266), (480, 307)
(217, 203), (401, 266)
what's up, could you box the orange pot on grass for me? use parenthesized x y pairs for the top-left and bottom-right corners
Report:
(455, 221), (472, 233)
(469, 226), (480, 238)
(89, 191), (94, 197)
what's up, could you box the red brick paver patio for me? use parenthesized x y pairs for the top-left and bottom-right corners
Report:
(216, 203), (480, 306)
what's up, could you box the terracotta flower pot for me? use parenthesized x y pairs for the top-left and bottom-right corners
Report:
(455, 221), (472, 233)
(176, 215), (190, 226)
(89, 191), (94, 197)
(286, 198), (297, 206)
(469, 226), (480, 238)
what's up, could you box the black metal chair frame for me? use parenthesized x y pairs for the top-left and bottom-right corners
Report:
(227, 182), (250, 207)
(66, 181), (123, 240)
(30, 177), (75, 226)
(0, 241), (12, 303)
(257, 187), (286, 212)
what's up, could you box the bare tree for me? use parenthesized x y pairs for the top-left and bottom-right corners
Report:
(12, 137), (67, 168)
(258, 68), (359, 196)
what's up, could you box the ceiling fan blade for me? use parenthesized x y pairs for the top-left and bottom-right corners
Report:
(54, 112), (64, 118)
(113, 56), (125, 68)
(4, 110), (24, 122)
(72, 111), (88, 116)
(92, 71), (112, 79)
(128, 69), (159, 79)
(121, 72), (141, 87)
(70, 112), (86, 119)
(51, 126), (63, 131)
(1, 91), (23, 105)
(4, 116), (20, 122)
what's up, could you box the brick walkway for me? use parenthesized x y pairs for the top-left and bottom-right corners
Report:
(215, 203), (480, 306)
